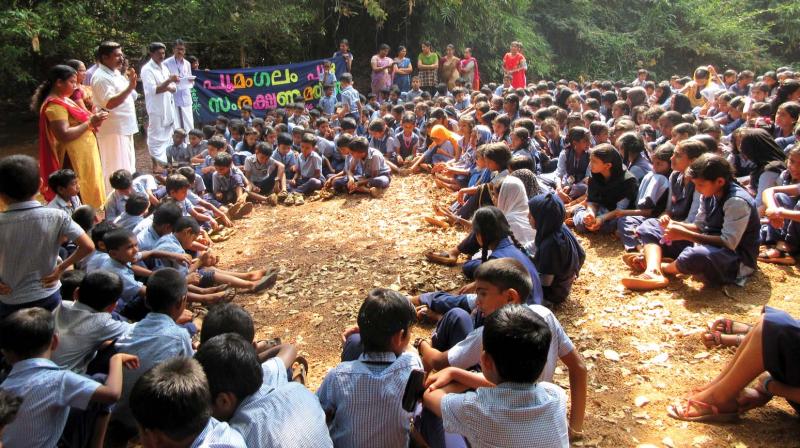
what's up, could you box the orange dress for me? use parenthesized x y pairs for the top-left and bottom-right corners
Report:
(503, 52), (526, 89)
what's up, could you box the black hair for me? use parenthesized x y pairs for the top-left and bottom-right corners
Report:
(194, 333), (263, 402)
(0, 155), (40, 201)
(174, 167), (195, 184)
(687, 153), (734, 183)
(79, 270), (124, 311)
(109, 169), (133, 190)
(616, 131), (646, 164)
(255, 142), (273, 158)
(174, 216), (200, 235)
(276, 132), (293, 146)
(103, 228), (135, 251)
(47, 169), (77, 194)
(30, 65), (77, 113)
(566, 126), (590, 145)
(188, 129), (204, 140)
(59, 269), (86, 301)
(589, 121), (609, 137)
(166, 174), (191, 193)
(653, 143), (675, 163)
(357, 289), (416, 353)
(482, 142), (512, 169)
(207, 137), (226, 150)
(676, 139), (709, 160)
(300, 133), (317, 145)
(71, 205), (96, 232)
(200, 303), (255, 344)
(146, 268), (187, 313)
(690, 134), (718, 155)
(124, 192), (149, 216)
(483, 304), (551, 382)
(673, 122), (697, 138)
(474, 258), (533, 302)
(348, 136), (370, 154)
(340, 73), (353, 83)
(0, 308), (54, 358)
(130, 357), (211, 442)
(90, 220), (117, 247)
(368, 118), (386, 132)
(509, 155), (536, 172)
(472, 207), (513, 262)
(213, 152), (233, 168)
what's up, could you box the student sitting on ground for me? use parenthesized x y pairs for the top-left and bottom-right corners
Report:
(47, 168), (82, 215)
(334, 136), (392, 198)
(571, 144), (639, 234)
(129, 357), (246, 447)
(0, 307), (139, 448)
(759, 145), (800, 265)
(194, 333), (333, 447)
(112, 192), (150, 233)
(243, 142), (286, 204)
(622, 154), (760, 291)
(52, 270), (133, 374)
(527, 192), (586, 306)
(318, 289), (422, 448)
(423, 304), (570, 448)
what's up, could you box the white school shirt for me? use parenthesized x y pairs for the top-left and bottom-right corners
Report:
(140, 59), (177, 129)
(91, 64), (138, 136)
(447, 305), (574, 382)
(52, 300), (132, 373)
(163, 55), (193, 108)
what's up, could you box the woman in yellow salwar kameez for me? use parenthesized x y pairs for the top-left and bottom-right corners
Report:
(33, 65), (108, 208)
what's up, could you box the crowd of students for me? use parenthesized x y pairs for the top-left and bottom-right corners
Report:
(1, 38), (800, 446)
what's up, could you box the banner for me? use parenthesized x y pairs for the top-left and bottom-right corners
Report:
(191, 55), (346, 124)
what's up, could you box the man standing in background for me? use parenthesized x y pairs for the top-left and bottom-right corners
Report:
(164, 39), (195, 132)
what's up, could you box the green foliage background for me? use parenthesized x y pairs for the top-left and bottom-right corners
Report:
(1, 0), (797, 107)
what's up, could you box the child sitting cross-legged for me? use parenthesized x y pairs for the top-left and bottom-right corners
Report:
(112, 192), (150, 233)
(286, 133), (325, 203)
(318, 289), (422, 448)
(213, 152), (267, 219)
(622, 154), (760, 290)
(129, 357), (246, 448)
(174, 167), (235, 232)
(411, 258), (586, 445)
(0, 307), (139, 448)
(423, 303), (571, 448)
(333, 136), (392, 198)
(243, 142), (286, 206)
(194, 333), (333, 447)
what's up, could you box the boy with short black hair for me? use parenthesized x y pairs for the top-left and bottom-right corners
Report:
(129, 357), (245, 448)
(187, 128), (207, 158)
(195, 334), (332, 447)
(319, 84), (337, 117)
(113, 192), (150, 233)
(245, 142), (286, 203)
(135, 201), (182, 252)
(109, 268), (195, 440)
(423, 304), (569, 448)
(0, 155), (94, 317)
(166, 128), (191, 166)
(405, 76), (424, 103)
(0, 307), (138, 447)
(336, 136), (391, 198)
(47, 169), (82, 214)
(213, 152), (258, 219)
(166, 173), (221, 230)
(105, 169), (134, 221)
(317, 288), (421, 448)
(338, 73), (361, 121)
(287, 133), (324, 200)
(175, 167), (234, 230)
(53, 270), (133, 374)
(83, 220), (117, 272)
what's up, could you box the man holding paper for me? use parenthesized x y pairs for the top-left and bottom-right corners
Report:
(141, 42), (178, 165)
(164, 38), (195, 132)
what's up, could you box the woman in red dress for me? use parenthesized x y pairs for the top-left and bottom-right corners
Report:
(503, 41), (527, 89)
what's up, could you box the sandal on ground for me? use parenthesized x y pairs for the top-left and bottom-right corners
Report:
(219, 288), (237, 303)
(255, 337), (282, 352)
(701, 331), (743, 349)
(424, 250), (458, 266)
(667, 399), (739, 423)
(291, 356), (309, 385)
(621, 272), (669, 291)
(758, 247), (796, 265)
(707, 318), (752, 335)
(424, 216), (450, 229)
(622, 253), (646, 272)
(737, 387), (773, 413)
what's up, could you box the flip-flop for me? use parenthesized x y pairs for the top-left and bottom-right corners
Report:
(707, 318), (752, 335)
(621, 273), (669, 291)
(251, 271), (278, 293)
(667, 399), (739, 423)
(758, 253), (797, 265)
(700, 331), (743, 349)
(425, 250), (458, 266)
(219, 288), (236, 303)
(622, 253), (646, 272)
(291, 356), (309, 385)
(238, 202), (254, 217)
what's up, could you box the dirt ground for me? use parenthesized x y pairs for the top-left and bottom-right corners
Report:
(3, 125), (800, 448)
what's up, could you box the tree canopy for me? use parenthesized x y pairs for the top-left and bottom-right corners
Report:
(2, 0), (797, 106)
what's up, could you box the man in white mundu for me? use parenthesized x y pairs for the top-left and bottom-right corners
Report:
(91, 41), (138, 188)
(141, 42), (179, 165)
(164, 38), (195, 132)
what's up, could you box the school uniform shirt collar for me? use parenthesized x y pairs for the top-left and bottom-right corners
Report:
(8, 358), (59, 376)
(4, 200), (42, 211)
(358, 351), (398, 364)
(495, 381), (538, 392)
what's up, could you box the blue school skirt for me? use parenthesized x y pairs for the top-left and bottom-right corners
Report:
(763, 306), (800, 413)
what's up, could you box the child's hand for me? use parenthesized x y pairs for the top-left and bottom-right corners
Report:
(664, 222), (686, 241)
(582, 213), (596, 227)
(658, 215), (671, 228)
(41, 265), (65, 288)
(113, 353), (140, 370)
(187, 272), (201, 285)
(170, 253), (193, 266)
(456, 189), (466, 204)
(341, 325), (360, 343)
(425, 367), (455, 390)
(221, 215), (234, 228)
(0, 282), (11, 295)
(251, 186), (261, 193)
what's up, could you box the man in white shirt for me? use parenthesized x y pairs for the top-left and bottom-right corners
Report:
(91, 41), (139, 190)
(141, 42), (179, 165)
(164, 39), (195, 133)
